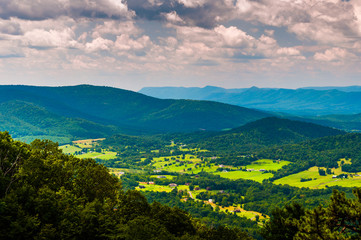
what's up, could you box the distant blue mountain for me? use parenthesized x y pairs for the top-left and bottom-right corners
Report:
(139, 86), (361, 115)
(300, 86), (361, 92)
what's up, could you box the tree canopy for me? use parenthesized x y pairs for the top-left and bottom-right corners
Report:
(0, 132), (252, 239)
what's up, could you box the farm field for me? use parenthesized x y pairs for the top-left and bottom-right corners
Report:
(60, 144), (82, 154)
(274, 160), (361, 189)
(214, 170), (273, 182)
(60, 139), (117, 160)
(245, 159), (290, 171)
(213, 159), (290, 182)
(78, 150), (117, 160)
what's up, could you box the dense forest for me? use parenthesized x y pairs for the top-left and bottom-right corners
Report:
(2, 131), (361, 239)
(0, 132), (253, 239)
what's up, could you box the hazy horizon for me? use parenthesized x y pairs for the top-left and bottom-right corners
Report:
(1, 0), (361, 91)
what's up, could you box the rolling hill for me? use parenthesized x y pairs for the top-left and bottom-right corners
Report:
(187, 117), (345, 151)
(139, 86), (361, 115)
(0, 85), (271, 140)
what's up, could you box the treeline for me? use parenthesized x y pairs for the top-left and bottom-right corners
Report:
(121, 172), (353, 216)
(187, 117), (344, 153)
(256, 133), (361, 180)
(261, 189), (361, 239)
(0, 132), (252, 240)
(142, 190), (261, 239)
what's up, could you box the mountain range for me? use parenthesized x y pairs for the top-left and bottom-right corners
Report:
(0, 85), (270, 142)
(139, 86), (361, 115)
(168, 117), (345, 152)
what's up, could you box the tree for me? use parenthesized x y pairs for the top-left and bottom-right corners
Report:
(295, 189), (361, 239)
(261, 202), (305, 240)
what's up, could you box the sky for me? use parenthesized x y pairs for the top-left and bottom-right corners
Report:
(1, 0), (361, 91)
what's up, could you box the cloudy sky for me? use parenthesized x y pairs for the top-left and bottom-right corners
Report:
(1, 0), (361, 91)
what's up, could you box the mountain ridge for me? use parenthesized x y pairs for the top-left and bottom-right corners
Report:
(139, 86), (361, 115)
(0, 85), (271, 140)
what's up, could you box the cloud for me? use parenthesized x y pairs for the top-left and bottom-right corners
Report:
(0, 0), (134, 20)
(0, 19), (22, 35)
(235, 0), (361, 46)
(314, 47), (356, 62)
(85, 37), (113, 52)
(22, 28), (76, 48)
(91, 20), (140, 38)
(177, 0), (207, 8)
(128, 0), (236, 28)
(214, 25), (254, 48)
(162, 11), (185, 24)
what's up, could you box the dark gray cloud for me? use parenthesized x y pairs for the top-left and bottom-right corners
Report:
(0, 0), (133, 20)
(127, 0), (236, 28)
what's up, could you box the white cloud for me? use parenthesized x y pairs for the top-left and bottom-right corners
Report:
(234, 0), (361, 46)
(177, 0), (207, 8)
(214, 25), (254, 48)
(163, 11), (185, 24)
(22, 28), (76, 48)
(314, 47), (356, 62)
(91, 20), (140, 38)
(85, 37), (113, 52)
(114, 34), (151, 52)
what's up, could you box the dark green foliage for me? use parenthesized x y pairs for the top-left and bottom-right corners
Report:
(0, 85), (270, 137)
(257, 133), (361, 179)
(263, 188), (361, 240)
(185, 117), (344, 153)
(0, 100), (124, 144)
(318, 168), (326, 176)
(0, 132), (252, 239)
(261, 202), (305, 240)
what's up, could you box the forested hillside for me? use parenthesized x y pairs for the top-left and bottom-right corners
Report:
(0, 85), (270, 138)
(0, 100), (122, 143)
(0, 132), (252, 240)
(164, 117), (345, 152)
(256, 133), (361, 179)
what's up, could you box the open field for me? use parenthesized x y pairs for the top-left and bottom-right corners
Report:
(136, 184), (189, 192)
(60, 143), (117, 160)
(109, 168), (145, 175)
(72, 138), (105, 148)
(60, 144), (82, 154)
(214, 170), (273, 182)
(149, 175), (177, 180)
(78, 150), (117, 160)
(274, 159), (361, 189)
(212, 160), (290, 182)
(245, 159), (290, 171)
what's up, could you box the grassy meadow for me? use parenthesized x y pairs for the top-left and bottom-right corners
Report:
(274, 159), (361, 189)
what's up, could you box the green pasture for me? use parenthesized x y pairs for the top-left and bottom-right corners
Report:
(150, 175), (176, 180)
(152, 154), (203, 173)
(214, 170), (273, 183)
(245, 159), (290, 171)
(109, 168), (145, 174)
(60, 144), (82, 154)
(274, 165), (361, 189)
(59, 144), (117, 160)
(137, 184), (189, 192)
(78, 150), (117, 160)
